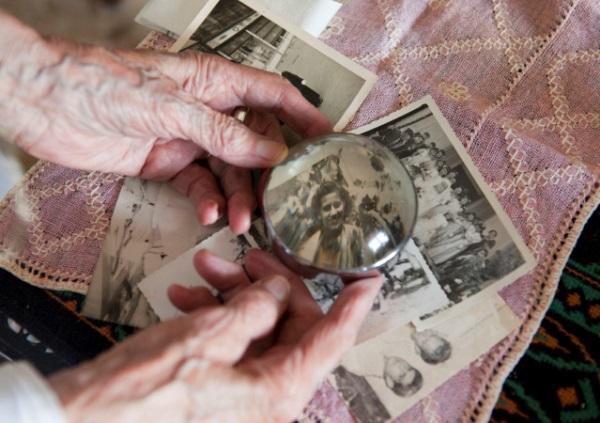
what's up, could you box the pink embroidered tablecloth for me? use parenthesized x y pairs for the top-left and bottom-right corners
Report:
(1, 1), (599, 421)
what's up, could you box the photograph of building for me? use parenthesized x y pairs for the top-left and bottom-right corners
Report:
(179, 0), (375, 128)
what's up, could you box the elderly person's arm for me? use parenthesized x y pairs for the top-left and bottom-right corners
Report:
(0, 9), (331, 234)
(47, 250), (382, 422)
(0, 250), (382, 423)
(0, 9), (380, 423)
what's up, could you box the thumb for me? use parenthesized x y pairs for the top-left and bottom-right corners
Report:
(264, 274), (383, 387)
(155, 94), (288, 168)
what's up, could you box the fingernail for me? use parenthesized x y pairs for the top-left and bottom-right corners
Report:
(199, 200), (219, 224)
(263, 276), (290, 302)
(167, 283), (186, 296)
(257, 141), (288, 163)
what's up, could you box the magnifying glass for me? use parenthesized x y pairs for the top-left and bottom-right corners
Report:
(261, 133), (418, 278)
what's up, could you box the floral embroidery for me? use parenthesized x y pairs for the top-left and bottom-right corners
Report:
(438, 80), (471, 101)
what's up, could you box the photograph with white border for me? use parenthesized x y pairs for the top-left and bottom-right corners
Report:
(329, 294), (520, 422)
(138, 224), (257, 321)
(135, 0), (341, 38)
(171, 0), (376, 130)
(354, 97), (535, 327)
(82, 179), (221, 328)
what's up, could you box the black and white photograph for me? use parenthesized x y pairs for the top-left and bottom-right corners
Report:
(411, 329), (452, 365)
(139, 224), (257, 321)
(332, 365), (391, 423)
(382, 356), (424, 397)
(82, 179), (220, 328)
(264, 136), (416, 272)
(378, 251), (432, 303)
(329, 294), (520, 422)
(136, 0), (342, 39)
(82, 178), (162, 328)
(302, 240), (449, 343)
(302, 272), (344, 313)
(172, 0), (376, 130)
(355, 97), (535, 322)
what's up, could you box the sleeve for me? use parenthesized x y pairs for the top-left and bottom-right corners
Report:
(0, 361), (66, 423)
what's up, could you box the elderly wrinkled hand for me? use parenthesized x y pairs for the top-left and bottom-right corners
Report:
(48, 249), (383, 423)
(0, 11), (331, 233)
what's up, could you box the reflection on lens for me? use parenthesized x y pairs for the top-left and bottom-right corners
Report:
(263, 133), (418, 275)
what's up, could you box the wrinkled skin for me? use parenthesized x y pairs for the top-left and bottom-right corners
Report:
(49, 249), (383, 423)
(0, 11), (331, 234)
(1, 13), (379, 422)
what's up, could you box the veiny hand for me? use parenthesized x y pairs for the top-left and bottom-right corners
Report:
(0, 11), (332, 234)
(48, 249), (382, 422)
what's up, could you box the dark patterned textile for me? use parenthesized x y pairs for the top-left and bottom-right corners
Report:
(492, 208), (600, 422)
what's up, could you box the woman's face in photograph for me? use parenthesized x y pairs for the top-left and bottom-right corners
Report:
(320, 191), (345, 230)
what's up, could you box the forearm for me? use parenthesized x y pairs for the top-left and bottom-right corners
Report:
(0, 10), (41, 57)
(0, 10), (139, 164)
(0, 7), (323, 177)
(0, 11), (47, 101)
(0, 10), (54, 148)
